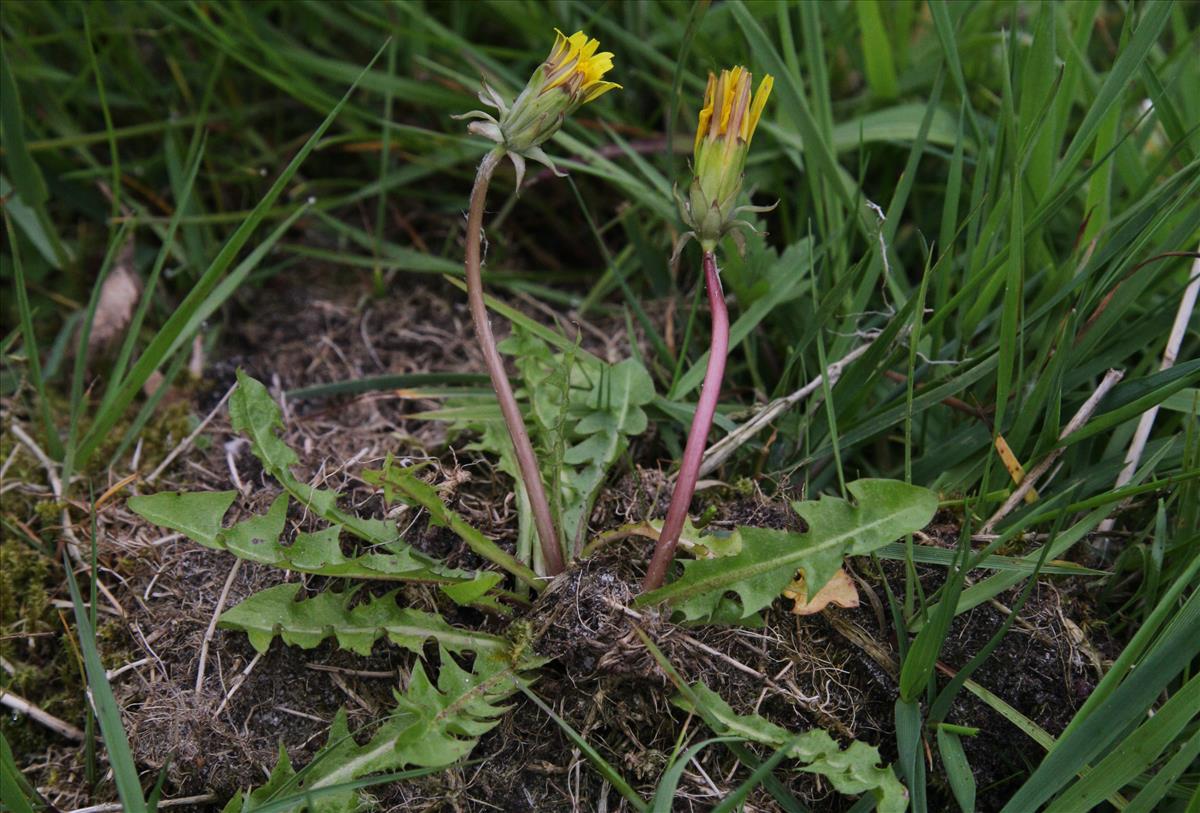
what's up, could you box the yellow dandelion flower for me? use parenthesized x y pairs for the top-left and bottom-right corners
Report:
(679, 66), (774, 253)
(544, 29), (621, 103)
(458, 28), (620, 183)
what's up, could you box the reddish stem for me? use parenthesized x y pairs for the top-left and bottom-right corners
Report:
(643, 250), (728, 591)
(465, 148), (565, 577)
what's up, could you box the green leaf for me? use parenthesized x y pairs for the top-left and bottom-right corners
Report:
(222, 372), (490, 588)
(64, 554), (147, 813)
(1044, 673), (1200, 812)
(227, 371), (392, 544)
(875, 542), (1107, 576)
(856, 0), (899, 100)
(365, 460), (539, 589)
(0, 175), (63, 270)
(1123, 729), (1200, 813)
(0, 51), (47, 206)
(129, 490), (475, 584)
(222, 742), (299, 813)
(673, 681), (907, 813)
(1, 731), (38, 813)
(637, 480), (938, 621)
(895, 698), (926, 812)
(126, 490), (236, 548)
(218, 583), (508, 657)
(1159, 388), (1199, 414)
(841, 103), (968, 151)
(901, 537), (969, 701)
(440, 329), (655, 556)
(224, 648), (539, 812)
(439, 571), (504, 605)
(936, 725), (976, 813)
(558, 356), (655, 550)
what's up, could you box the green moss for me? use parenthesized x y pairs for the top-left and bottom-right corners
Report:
(0, 544), (53, 660)
(1, 392), (200, 757)
(0, 541), (86, 758)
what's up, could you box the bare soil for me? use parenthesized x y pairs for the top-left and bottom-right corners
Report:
(5, 272), (1107, 812)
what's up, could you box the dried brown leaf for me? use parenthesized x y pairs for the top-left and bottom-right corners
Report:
(783, 567), (860, 615)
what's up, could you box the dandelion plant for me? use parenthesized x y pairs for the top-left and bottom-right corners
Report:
(457, 30), (620, 576)
(643, 67), (774, 591)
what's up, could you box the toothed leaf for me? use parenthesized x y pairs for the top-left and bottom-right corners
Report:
(222, 650), (541, 812)
(364, 462), (539, 590)
(129, 373), (499, 596)
(126, 490), (235, 548)
(430, 331), (655, 553)
(218, 583), (509, 656)
(637, 479), (938, 621)
(675, 681), (908, 813)
(128, 491), (487, 588)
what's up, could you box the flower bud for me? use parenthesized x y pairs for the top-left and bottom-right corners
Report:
(458, 29), (620, 184)
(678, 67), (773, 253)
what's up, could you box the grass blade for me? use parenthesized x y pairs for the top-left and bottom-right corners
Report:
(3, 211), (62, 458)
(519, 686), (647, 812)
(74, 40), (391, 466)
(64, 555), (147, 813)
(1044, 673), (1200, 812)
(1001, 582), (1200, 812)
(935, 725), (976, 813)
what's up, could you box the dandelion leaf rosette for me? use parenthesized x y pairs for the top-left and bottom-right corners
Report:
(638, 479), (938, 621)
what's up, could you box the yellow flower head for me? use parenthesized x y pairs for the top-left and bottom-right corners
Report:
(678, 66), (774, 253)
(458, 28), (620, 184)
(544, 29), (621, 105)
(694, 67), (773, 154)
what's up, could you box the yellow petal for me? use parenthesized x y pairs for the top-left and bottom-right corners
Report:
(581, 53), (614, 84)
(730, 72), (752, 142)
(695, 72), (716, 153)
(747, 74), (773, 143)
(581, 80), (621, 104)
(579, 37), (599, 62)
(567, 30), (589, 58)
(549, 28), (570, 64)
(714, 70), (731, 135)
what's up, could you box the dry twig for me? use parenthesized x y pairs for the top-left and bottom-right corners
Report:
(145, 383), (235, 484)
(195, 558), (242, 695)
(0, 688), (85, 741)
(65, 795), (218, 813)
(698, 339), (877, 478)
(981, 368), (1125, 534)
(1099, 251), (1199, 533)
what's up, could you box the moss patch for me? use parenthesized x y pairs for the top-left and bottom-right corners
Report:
(0, 542), (86, 757)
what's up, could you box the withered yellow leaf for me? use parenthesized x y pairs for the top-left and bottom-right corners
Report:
(782, 567), (859, 615)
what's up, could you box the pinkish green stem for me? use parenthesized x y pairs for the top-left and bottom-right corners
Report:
(465, 148), (565, 577)
(643, 250), (728, 591)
